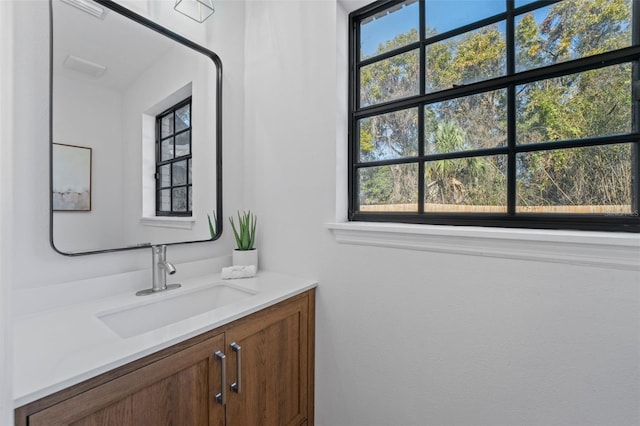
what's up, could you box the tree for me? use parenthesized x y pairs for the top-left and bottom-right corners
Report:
(515, 0), (632, 210)
(426, 122), (486, 204)
(358, 0), (633, 213)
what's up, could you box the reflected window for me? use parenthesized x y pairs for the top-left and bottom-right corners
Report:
(156, 98), (192, 216)
(349, 0), (640, 232)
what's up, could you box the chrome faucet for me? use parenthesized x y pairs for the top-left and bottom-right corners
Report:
(136, 245), (181, 296)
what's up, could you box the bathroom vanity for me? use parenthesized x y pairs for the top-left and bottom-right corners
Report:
(13, 270), (316, 426)
(23, 0), (319, 422)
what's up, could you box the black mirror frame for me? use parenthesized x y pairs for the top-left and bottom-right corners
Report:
(49, 0), (223, 256)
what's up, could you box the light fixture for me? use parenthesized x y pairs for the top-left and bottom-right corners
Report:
(60, 0), (107, 19)
(174, 0), (215, 23)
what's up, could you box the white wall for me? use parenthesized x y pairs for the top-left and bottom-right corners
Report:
(52, 74), (125, 252)
(244, 1), (640, 425)
(244, 0), (338, 274)
(0, 1), (14, 423)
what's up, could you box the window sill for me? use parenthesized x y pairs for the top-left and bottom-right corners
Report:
(326, 222), (640, 271)
(141, 216), (194, 230)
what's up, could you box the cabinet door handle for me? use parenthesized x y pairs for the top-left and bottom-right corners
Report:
(214, 350), (226, 405)
(230, 342), (241, 394)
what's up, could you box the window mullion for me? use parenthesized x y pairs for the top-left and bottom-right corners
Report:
(419, 0), (425, 95)
(172, 111), (177, 212)
(506, 0), (516, 216)
(359, 41), (421, 67)
(418, 0), (425, 213)
(169, 160), (174, 213)
(632, 0), (640, 214)
(418, 108), (425, 213)
(349, 15), (359, 218)
(155, 114), (162, 214)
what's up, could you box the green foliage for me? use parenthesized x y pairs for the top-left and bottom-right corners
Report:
(359, 123), (374, 155)
(207, 211), (218, 239)
(360, 166), (393, 205)
(229, 210), (257, 250)
(359, 109), (419, 162)
(426, 25), (505, 91)
(453, 26), (505, 86)
(515, 13), (543, 71)
(360, 29), (420, 106)
(541, 0), (630, 59)
(425, 122), (503, 205)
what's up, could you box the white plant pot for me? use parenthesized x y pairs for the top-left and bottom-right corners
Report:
(232, 248), (258, 270)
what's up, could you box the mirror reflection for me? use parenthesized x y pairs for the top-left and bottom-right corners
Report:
(51, 0), (222, 255)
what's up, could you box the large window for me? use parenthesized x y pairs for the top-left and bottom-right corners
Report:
(349, 0), (640, 232)
(156, 98), (192, 216)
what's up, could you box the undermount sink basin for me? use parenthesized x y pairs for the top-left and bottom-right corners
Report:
(98, 283), (256, 338)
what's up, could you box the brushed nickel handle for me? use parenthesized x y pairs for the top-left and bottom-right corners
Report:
(230, 342), (241, 394)
(215, 350), (226, 405)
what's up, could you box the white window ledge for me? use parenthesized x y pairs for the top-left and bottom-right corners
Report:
(141, 216), (194, 230)
(326, 222), (640, 271)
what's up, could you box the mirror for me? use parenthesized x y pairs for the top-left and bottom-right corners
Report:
(50, 0), (222, 255)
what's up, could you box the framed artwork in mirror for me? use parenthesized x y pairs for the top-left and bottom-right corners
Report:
(52, 143), (92, 212)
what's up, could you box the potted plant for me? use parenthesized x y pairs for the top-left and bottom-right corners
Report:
(207, 210), (219, 239)
(229, 210), (258, 269)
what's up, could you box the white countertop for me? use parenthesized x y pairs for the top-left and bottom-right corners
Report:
(13, 270), (317, 407)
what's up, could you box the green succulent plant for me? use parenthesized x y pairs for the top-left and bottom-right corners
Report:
(207, 211), (218, 239)
(229, 210), (257, 250)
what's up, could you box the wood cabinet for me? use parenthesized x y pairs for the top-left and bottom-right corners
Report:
(224, 292), (311, 426)
(15, 290), (315, 426)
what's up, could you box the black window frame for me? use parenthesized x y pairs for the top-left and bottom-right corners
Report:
(348, 0), (640, 232)
(155, 97), (193, 217)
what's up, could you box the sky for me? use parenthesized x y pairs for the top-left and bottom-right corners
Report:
(360, 0), (546, 58)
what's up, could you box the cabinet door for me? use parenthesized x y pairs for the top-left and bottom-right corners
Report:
(224, 293), (313, 426)
(28, 334), (226, 426)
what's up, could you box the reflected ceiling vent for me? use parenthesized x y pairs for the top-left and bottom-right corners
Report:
(63, 55), (107, 78)
(60, 0), (107, 19)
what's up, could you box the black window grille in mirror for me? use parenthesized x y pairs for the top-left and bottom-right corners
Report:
(348, 0), (640, 232)
(156, 97), (193, 216)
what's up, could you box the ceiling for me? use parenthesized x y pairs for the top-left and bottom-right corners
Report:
(52, 0), (176, 92)
(53, 0), (377, 92)
(338, 0), (374, 13)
